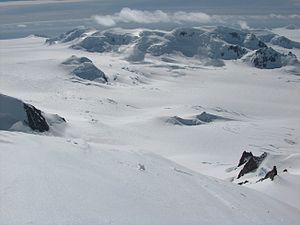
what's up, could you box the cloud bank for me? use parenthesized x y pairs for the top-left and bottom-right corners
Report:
(93, 8), (211, 26)
(92, 8), (300, 29)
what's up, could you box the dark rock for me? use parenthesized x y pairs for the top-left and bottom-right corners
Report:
(283, 169), (288, 173)
(238, 151), (253, 167)
(138, 163), (145, 171)
(238, 157), (258, 179)
(238, 180), (249, 185)
(72, 62), (108, 82)
(23, 103), (49, 132)
(252, 47), (282, 69)
(257, 166), (278, 182)
(264, 166), (277, 181)
(237, 151), (267, 179)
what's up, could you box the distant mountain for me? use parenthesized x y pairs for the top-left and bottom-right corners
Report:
(48, 26), (299, 69)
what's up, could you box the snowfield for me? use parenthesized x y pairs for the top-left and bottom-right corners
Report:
(1, 25), (300, 224)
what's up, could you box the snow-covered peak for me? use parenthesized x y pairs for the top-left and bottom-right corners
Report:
(243, 47), (298, 69)
(47, 26), (300, 69)
(46, 27), (90, 45)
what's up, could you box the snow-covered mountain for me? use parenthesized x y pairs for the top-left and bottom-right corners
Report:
(47, 26), (300, 69)
(243, 47), (298, 69)
(1, 24), (300, 224)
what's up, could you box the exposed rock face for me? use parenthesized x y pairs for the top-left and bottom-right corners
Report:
(0, 94), (66, 133)
(72, 63), (108, 82)
(244, 47), (299, 69)
(257, 166), (278, 182)
(238, 151), (253, 167)
(251, 47), (282, 69)
(23, 103), (49, 132)
(243, 33), (267, 50)
(218, 45), (248, 60)
(263, 166), (277, 181)
(237, 151), (267, 179)
(62, 55), (108, 82)
(196, 112), (228, 123)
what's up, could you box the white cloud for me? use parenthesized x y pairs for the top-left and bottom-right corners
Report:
(93, 15), (116, 26)
(172, 11), (211, 23)
(92, 8), (211, 27)
(117, 8), (170, 24)
(269, 13), (300, 20)
(237, 20), (250, 29)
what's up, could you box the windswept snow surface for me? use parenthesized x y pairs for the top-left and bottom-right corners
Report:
(1, 26), (300, 224)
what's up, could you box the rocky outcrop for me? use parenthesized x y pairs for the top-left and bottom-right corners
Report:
(237, 151), (267, 179)
(166, 112), (230, 126)
(62, 55), (108, 82)
(238, 151), (254, 167)
(263, 166), (278, 181)
(244, 47), (298, 69)
(257, 166), (278, 182)
(196, 112), (229, 123)
(0, 94), (66, 133)
(72, 63), (108, 82)
(23, 103), (49, 132)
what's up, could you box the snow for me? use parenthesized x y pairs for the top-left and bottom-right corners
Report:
(0, 94), (27, 130)
(1, 26), (300, 224)
(1, 132), (300, 225)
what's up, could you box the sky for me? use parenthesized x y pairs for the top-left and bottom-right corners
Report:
(0, 0), (300, 39)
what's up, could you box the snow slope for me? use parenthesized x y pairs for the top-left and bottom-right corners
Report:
(1, 131), (299, 225)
